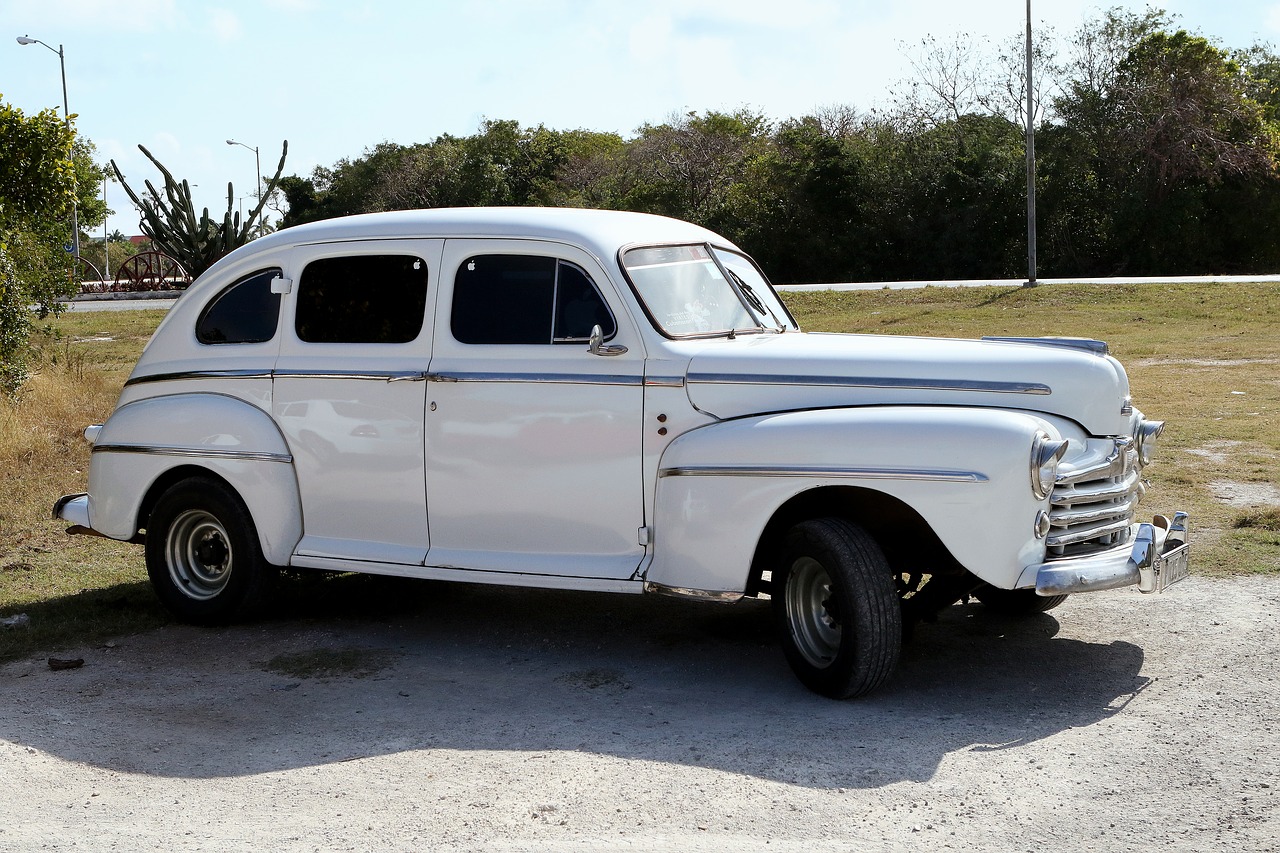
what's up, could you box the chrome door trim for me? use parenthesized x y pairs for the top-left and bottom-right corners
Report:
(427, 371), (644, 386)
(659, 464), (988, 483)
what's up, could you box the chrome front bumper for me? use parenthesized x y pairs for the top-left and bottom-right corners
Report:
(1033, 512), (1190, 596)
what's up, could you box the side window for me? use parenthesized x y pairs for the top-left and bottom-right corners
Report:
(452, 254), (616, 345)
(554, 262), (615, 341)
(295, 254), (429, 344)
(196, 268), (282, 345)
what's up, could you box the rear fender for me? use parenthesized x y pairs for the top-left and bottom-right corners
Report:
(87, 393), (302, 564)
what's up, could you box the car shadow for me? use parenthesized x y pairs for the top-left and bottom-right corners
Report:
(0, 575), (1147, 788)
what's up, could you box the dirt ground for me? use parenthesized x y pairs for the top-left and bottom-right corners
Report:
(1, 573), (1277, 852)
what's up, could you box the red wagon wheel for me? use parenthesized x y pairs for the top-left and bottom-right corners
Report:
(113, 251), (192, 292)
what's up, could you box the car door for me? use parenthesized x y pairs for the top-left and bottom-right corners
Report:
(423, 239), (647, 579)
(274, 240), (442, 567)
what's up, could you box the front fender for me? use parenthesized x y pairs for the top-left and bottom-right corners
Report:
(647, 407), (1058, 596)
(87, 393), (302, 565)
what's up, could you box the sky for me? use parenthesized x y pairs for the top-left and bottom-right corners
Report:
(4, 0), (1280, 237)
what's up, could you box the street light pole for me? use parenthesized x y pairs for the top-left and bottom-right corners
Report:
(1024, 0), (1037, 287)
(16, 35), (79, 259)
(102, 175), (109, 281)
(226, 138), (261, 203)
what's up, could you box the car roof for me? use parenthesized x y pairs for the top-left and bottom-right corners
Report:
(208, 207), (737, 275)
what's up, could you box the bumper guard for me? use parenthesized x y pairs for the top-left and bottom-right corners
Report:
(1033, 512), (1190, 596)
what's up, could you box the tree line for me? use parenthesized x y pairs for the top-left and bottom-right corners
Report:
(276, 8), (1280, 283)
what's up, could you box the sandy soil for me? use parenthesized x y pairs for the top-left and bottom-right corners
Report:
(2, 574), (1277, 852)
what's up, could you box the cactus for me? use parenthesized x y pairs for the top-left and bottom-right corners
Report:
(111, 141), (288, 278)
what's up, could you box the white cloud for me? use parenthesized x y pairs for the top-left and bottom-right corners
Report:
(1, 0), (179, 33)
(628, 14), (674, 61)
(210, 8), (243, 42)
(643, 0), (844, 30)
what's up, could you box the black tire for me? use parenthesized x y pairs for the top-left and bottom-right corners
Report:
(972, 584), (1068, 615)
(772, 518), (902, 699)
(145, 477), (273, 624)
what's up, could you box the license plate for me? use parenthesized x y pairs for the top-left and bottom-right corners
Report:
(1152, 542), (1190, 592)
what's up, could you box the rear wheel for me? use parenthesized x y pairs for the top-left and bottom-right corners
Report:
(972, 584), (1068, 615)
(145, 477), (272, 623)
(772, 518), (902, 699)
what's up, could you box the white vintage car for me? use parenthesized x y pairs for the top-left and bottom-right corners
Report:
(54, 207), (1189, 698)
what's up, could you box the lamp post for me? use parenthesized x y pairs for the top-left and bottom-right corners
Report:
(103, 175), (109, 281)
(16, 35), (79, 259)
(1024, 0), (1037, 287)
(226, 138), (261, 203)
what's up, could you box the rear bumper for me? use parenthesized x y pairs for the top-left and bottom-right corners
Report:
(53, 493), (91, 528)
(1032, 512), (1190, 596)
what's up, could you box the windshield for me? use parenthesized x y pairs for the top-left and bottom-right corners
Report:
(621, 244), (794, 338)
(713, 248), (798, 333)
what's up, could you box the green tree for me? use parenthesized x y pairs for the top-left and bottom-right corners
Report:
(619, 109), (772, 232)
(0, 96), (77, 395)
(1044, 10), (1280, 273)
(277, 121), (624, 228)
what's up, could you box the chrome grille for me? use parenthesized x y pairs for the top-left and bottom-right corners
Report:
(1045, 439), (1145, 558)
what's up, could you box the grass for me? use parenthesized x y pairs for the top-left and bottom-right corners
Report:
(2, 282), (1278, 661)
(1, 311), (171, 660)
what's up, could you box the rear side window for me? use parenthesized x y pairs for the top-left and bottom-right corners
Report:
(452, 255), (615, 345)
(196, 268), (282, 345)
(295, 254), (429, 344)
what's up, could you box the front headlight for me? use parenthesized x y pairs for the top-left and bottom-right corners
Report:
(1135, 419), (1164, 466)
(1031, 431), (1069, 500)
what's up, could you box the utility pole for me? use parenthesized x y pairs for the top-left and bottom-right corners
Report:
(1024, 0), (1038, 287)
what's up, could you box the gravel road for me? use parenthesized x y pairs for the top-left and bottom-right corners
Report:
(2, 574), (1277, 852)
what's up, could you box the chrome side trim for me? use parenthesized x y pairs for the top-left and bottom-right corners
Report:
(686, 372), (1052, 396)
(644, 375), (687, 388)
(428, 371), (644, 386)
(125, 369), (272, 387)
(91, 444), (293, 463)
(659, 464), (988, 483)
(273, 369), (429, 382)
(982, 336), (1110, 356)
(644, 581), (743, 603)
(127, 368), (644, 386)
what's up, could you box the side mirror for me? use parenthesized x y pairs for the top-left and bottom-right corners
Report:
(587, 324), (627, 357)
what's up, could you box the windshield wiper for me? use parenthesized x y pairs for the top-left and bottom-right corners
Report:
(731, 272), (786, 332)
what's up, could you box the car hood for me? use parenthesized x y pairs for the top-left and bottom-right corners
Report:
(682, 332), (1132, 437)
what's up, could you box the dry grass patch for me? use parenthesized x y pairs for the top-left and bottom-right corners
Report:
(1, 311), (169, 660)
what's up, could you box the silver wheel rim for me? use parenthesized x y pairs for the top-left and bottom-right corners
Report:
(166, 509), (233, 601)
(784, 556), (841, 669)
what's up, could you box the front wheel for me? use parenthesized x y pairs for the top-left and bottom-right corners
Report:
(772, 518), (902, 699)
(145, 477), (273, 624)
